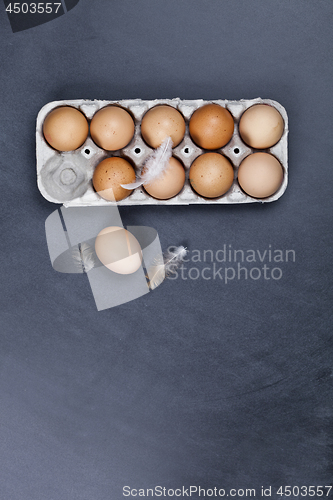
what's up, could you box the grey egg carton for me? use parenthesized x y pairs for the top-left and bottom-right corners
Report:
(36, 97), (288, 207)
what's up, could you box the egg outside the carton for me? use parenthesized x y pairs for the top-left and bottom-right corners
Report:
(95, 227), (142, 275)
(237, 153), (284, 199)
(189, 153), (234, 198)
(141, 105), (186, 148)
(189, 104), (234, 150)
(239, 104), (284, 149)
(43, 106), (89, 152)
(143, 157), (186, 200)
(90, 106), (135, 151)
(92, 157), (136, 201)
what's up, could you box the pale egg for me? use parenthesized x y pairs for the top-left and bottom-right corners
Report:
(239, 104), (284, 149)
(95, 226), (142, 274)
(238, 153), (284, 198)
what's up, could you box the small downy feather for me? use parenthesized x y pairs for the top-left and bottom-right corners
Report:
(72, 243), (95, 273)
(147, 245), (187, 290)
(121, 136), (173, 190)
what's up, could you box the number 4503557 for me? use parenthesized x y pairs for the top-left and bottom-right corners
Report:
(277, 486), (332, 497)
(6, 3), (62, 14)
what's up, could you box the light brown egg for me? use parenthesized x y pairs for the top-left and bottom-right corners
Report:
(43, 106), (89, 151)
(239, 104), (284, 149)
(189, 153), (234, 198)
(93, 157), (136, 201)
(238, 153), (284, 198)
(143, 157), (185, 200)
(95, 226), (142, 274)
(90, 106), (135, 151)
(189, 104), (234, 149)
(141, 105), (186, 148)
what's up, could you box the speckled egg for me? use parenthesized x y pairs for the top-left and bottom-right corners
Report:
(90, 106), (135, 151)
(189, 153), (234, 198)
(141, 105), (186, 148)
(93, 157), (136, 201)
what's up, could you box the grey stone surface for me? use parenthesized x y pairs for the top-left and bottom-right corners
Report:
(0, 1), (332, 498)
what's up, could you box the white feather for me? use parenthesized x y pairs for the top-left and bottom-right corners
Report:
(121, 136), (173, 190)
(121, 179), (146, 190)
(72, 243), (95, 273)
(147, 245), (187, 290)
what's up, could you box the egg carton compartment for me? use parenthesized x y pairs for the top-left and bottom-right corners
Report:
(36, 97), (288, 206)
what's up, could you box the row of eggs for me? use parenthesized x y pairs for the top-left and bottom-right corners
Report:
(92, 152), (283, 201)
(42, 102), (285, 153)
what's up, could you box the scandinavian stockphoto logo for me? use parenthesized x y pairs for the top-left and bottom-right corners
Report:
(4, 0), (80, 32)
(167, 245), (296, 284)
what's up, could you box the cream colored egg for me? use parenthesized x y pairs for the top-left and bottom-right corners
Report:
(95, 226), (142, 274)
(43, 106), (89, 151)
(238, 153), (284, 198)
(189, 153), (234, 198)
(141, 105), (186, 148)
(239, 104), (284, 149)
(90, 106), (135, 151)
(143, 157), (185, 200)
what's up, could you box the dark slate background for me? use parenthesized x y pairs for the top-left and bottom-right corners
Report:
(0, 1), (332, 499)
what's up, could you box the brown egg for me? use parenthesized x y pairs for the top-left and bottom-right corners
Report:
(95, 226), (142, 274)
(189, 104), (234, 149)
(239, 104), (284, 149)
(141, 105), (186, 148)
(144, 157), (185, 200)
(43, 106), (89, 151)
(93, 157), (136, 201)
(90, 106), (135, 151)
(189, 153), (234, 198)
(238, 153), (284, 198)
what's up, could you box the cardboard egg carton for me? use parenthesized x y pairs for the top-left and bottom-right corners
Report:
(36, 98), (288, 206)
